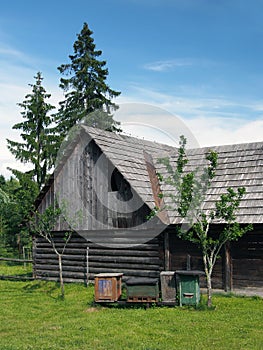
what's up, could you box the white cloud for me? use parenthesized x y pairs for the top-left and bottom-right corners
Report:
(143, 59), (193, 72)
(142, 58), (216, 72)
(115, 102), (199, 148)
(117, 85), (248, 119)
(185, 117), (263, 147)
(116, 86), (263, 147)
(0, 46), (34, 64)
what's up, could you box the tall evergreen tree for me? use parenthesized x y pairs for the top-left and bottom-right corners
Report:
(56, 22), (121, 135)
(7, 72), (57, 189)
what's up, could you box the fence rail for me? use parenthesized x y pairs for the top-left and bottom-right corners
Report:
(0, 256), (34, 281)
(0, 257), (33, 263)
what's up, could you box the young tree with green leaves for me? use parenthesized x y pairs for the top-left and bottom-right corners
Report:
(30, 202), (82, 298)
(30, 205), (70, 298)
(7, 72), (57, 189)
(157, 136), (253, 307)
(56, 22), (121, 136)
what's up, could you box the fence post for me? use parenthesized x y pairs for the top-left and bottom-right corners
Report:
(86, 247), (89, 286)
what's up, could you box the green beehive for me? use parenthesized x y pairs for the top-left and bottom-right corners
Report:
(125, 278), (159, 303)
(176, 270), (204, 306)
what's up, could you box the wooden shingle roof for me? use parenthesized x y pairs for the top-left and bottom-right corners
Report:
(153, 142), (263, 224)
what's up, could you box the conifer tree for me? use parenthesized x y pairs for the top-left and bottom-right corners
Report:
(7, 72), (57, 189)
(56, 22), (121, 135)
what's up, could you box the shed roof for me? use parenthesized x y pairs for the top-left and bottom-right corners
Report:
(153, 142), (263, 224)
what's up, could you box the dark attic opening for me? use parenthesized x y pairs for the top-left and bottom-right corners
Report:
(109, 167), (133, 202)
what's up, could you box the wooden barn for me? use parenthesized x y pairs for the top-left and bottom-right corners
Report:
(33, 126), (263, 291)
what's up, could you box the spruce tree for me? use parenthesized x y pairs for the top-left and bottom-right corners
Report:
(56, 22), (121, 135)
(7, 72), (57, 189)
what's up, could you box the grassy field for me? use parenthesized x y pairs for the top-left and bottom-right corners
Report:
(0, 262), (33, 278)
(0, 279), (262, 350)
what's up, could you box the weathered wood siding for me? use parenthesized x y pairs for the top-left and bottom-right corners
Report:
(167, 225), (263, 290)
(88, 237), (162, 280)
(33, 232), (163, 283)
(167, 229), (224, 289)
(37, 138), (151, 231)
(231, 225), (263, 288)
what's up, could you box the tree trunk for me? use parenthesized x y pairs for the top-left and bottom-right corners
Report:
(58, 254), (64, 298)
(202, 254), (213, 307)
(206, 272), (213, 307)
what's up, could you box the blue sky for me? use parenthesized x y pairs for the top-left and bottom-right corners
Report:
(1, 0), (263, 176)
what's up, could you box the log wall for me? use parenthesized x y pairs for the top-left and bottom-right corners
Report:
(33, 232), (163, 283)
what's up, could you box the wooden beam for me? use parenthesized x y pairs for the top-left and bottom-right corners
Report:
(224, 242), (232, 292)
(164, 231), (170, 271)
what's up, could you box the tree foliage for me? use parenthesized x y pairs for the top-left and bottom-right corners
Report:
(0, 173), (38, 256)
(56, 22), (121, 136)
(158, 136), (253, 307)
(6, 72), (57, 189)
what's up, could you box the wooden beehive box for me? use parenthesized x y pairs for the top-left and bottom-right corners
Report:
(94, 273), (123, 302)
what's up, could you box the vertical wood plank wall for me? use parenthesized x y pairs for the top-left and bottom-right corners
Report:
(167, 225), (263, 289)
(231, 226), (263, 288)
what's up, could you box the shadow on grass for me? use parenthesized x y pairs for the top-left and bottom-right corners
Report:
(88, 299), (157, 310)
(22, 280), (63, 300)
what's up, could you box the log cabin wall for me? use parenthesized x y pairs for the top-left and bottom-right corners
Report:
(33, 233), (88, 283)
(33, 232), (163, 283)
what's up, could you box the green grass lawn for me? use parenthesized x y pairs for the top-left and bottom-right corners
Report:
(0, 280), (262, 350)
(0, 262), (33, 278)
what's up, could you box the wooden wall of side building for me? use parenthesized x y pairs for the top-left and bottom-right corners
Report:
(167, 229), (224, 289)
(166, 225), (263, 290)
(231, 224), (263, 288)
